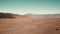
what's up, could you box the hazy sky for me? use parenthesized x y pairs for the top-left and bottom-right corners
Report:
(0, 0), (60, 14)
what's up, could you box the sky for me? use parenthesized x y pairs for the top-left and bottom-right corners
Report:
(0, 0), (60, 14)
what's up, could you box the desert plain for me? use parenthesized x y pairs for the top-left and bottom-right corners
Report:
(0, 13), (60, 34)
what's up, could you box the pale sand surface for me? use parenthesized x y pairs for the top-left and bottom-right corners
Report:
(0, 18), (60, 34)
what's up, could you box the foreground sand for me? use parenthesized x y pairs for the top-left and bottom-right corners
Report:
(0, 18), (60, 34)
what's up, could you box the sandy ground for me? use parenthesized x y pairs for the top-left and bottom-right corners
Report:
(0, 18), (60, 34)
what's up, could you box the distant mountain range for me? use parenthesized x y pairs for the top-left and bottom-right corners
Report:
(0, 13), (60, 18)
(23, 13), (60, 18)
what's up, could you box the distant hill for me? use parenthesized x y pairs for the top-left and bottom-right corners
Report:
(0, 13), (16, 18)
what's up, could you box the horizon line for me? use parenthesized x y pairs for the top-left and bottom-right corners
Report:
(0, 12), (60, 15)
